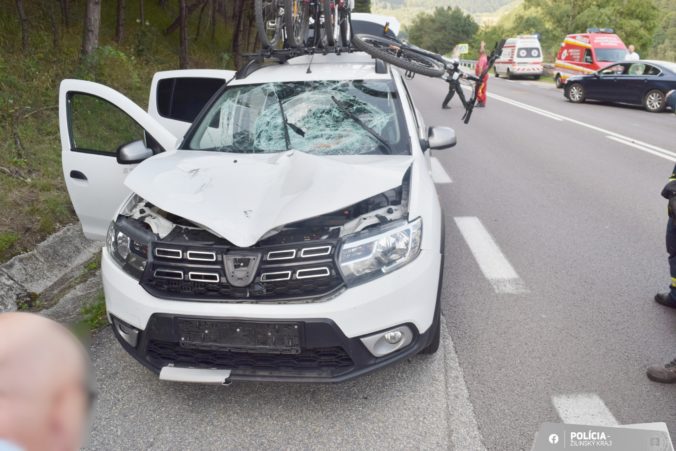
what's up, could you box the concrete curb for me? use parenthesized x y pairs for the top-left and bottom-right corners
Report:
(0, 224), (101, 312)
(42, 271), (103, 324)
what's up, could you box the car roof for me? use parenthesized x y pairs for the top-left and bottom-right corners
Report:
(641, 60), (676, 70)
(230, 52), (393, 85)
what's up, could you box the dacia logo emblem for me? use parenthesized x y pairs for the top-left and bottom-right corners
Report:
(223, 251), (261, 287)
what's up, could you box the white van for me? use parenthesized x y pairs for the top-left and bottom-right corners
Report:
(494, 35), (544, 80)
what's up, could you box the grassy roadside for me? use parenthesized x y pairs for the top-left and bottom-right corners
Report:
(0, 2), (235, 263)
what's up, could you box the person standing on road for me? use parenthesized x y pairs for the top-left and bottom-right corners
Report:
(442, 60), (463, 109)
(626, 45), (640, 61)
(0, 313), (93, 450)
(475, 42), (488, 108)
(648, 90), (676, 383)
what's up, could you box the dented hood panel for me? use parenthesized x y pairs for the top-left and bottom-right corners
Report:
(125, 150), (413, 247)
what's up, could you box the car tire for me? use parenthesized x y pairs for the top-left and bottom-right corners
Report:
(644, 89), (666, 113)
(533, 75), (541, 81)
(555, 74), (563, 89)
(494, 68), (500, 78)
(507, 68), (514, 80)
(421, 299), (441, 354)
(421, 216), (445, 355)
(567, 83), (586, 103)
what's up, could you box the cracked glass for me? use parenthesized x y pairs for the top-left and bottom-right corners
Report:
(185, 80), (410, 155)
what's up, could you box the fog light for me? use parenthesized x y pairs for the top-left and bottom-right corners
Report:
(113, 317), (139, 348)
(360, 326), (413, 357)
(384, 330), (403, 344)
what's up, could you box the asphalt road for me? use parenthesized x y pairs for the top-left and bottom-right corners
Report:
(84, 75), (676, 450)
(410, 74), (676, 449)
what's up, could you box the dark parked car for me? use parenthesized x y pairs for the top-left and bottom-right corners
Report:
(564, 60), (676, 112)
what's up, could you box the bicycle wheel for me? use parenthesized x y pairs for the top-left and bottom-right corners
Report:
(322, 0), (335, 47)
(255, 0), (283, 48)
(285, 0), (310, 48)
(352, 34), (445, 77)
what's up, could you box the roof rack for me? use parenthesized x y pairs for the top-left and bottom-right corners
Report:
(236, 45), (356, 79)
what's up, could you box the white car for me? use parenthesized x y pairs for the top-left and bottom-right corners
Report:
(59, 52), (454, 384)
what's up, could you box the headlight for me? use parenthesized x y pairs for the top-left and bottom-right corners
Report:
(338, 218), (422, 287)
(106, 220), (150, 280)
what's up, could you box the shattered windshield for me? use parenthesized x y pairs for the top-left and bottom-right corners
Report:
(185, 80), (410, 155)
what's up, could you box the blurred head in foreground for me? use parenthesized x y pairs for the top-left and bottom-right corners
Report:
(0, 313), (92, 451)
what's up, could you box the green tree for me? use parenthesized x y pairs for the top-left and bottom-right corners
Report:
(652, 0), (676, 60)
(477, 0), (659, 61)
(406, 6), (478, 55)
(354, 0), (371, 13)
(522, 0), (658, 57)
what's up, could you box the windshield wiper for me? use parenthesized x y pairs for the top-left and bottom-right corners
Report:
(330, 96), (392, 154)
(274, 92), (305, 151)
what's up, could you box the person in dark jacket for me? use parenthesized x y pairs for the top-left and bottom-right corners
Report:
(647, 90), (676, 383)
(441, 60), (468, 109)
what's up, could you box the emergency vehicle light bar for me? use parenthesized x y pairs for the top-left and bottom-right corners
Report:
(586, 28), (615, 34)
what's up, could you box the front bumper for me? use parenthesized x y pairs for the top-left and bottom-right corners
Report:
(101, 246), (441, 382)
(511, 65), (544, 76)
(111, 314), (435, 382)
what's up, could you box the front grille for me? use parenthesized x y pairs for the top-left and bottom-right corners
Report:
(141, 240), (344, 302)
(146, 340), (354, 376)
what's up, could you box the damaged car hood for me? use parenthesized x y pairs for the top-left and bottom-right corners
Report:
(125, 150), (413, 247)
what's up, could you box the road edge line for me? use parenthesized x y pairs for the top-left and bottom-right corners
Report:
(441, 319), (487, 450)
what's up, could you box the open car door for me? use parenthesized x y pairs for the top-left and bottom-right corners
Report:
(148, 69), (235, 139)
(59, 79), (176, 241)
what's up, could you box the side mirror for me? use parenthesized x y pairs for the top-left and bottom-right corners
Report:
(117, 140), (153, 165)
(427, 126), (457, 150)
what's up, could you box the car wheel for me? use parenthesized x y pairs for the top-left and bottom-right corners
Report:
(644, 89), (666, 113)
(555, 74), (563, 89)
(533, 75), (541, 81)
(567, 83), (586, 103)
(421, 300), (441, 354)
(494, 68), (499, 78)
(507, 68), (514, 80)
(421, 218), (444, 355)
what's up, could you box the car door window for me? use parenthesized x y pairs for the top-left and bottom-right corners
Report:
(69, 93), (145, 156)
(584, 49), (593, 64)
(627, 63), (646, 76)
(600, 64), (627, 76)
(156, 77), (225, 123)
(644, 64), (661, 76)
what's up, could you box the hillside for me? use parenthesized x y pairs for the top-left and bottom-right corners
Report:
(372, 0), (520, 26)
(0, 0), (258, 262)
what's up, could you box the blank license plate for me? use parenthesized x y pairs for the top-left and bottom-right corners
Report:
(177, 319), (301, 354)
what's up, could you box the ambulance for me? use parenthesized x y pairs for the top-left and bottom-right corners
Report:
(554, 28), (628, 88)
(494, 35), (544, 80)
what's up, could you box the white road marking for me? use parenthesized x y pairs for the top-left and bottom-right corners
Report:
(462, 84), (562, 120)
(607, 135), (676, 162)
(552, 393), (619, 426)
(440, 320), (486, 450)
(430, 157), (453, 184)
(490, 92), (564, 121)
(454, 216), (528, 294)
(482, 89), (675, 163)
